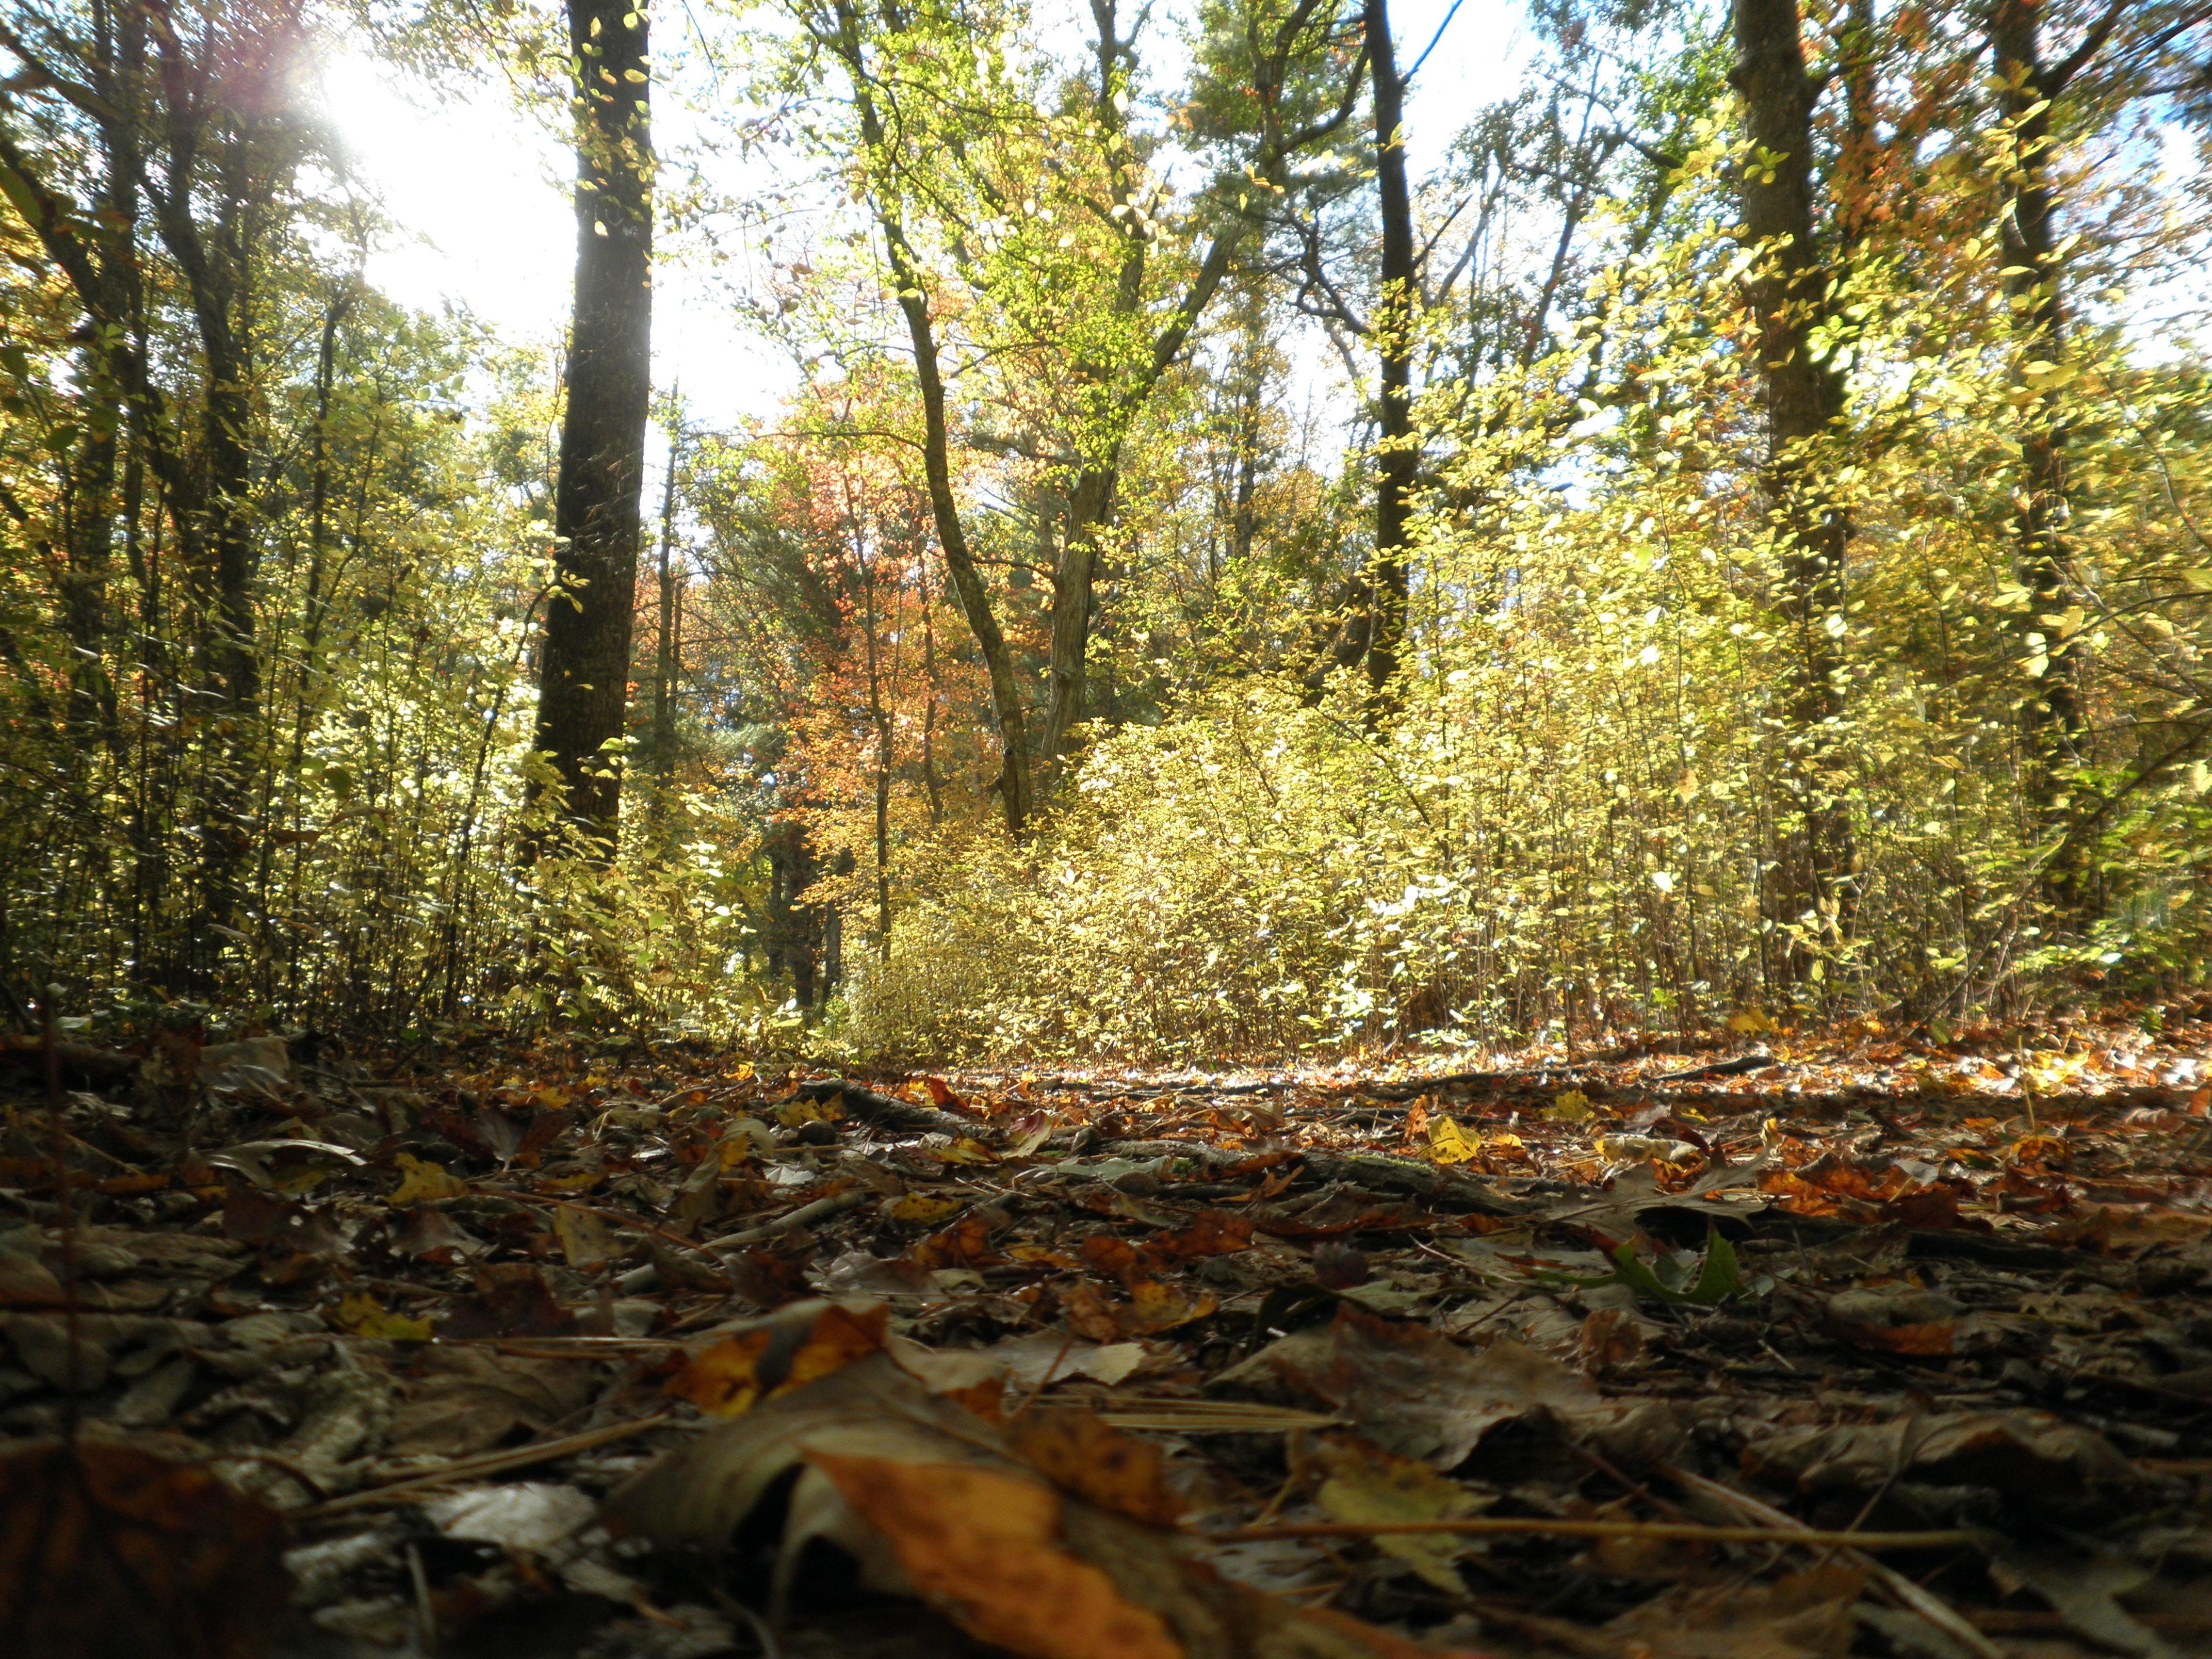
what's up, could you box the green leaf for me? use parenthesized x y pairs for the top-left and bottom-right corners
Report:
(1533, 1227), (1744, 1306)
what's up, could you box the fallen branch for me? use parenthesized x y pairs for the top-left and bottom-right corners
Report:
(795, 1077), (977, 1137)
(709, 1188), (870, 1249)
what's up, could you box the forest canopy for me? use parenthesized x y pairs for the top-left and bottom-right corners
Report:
(3, 0), (2210, 1061)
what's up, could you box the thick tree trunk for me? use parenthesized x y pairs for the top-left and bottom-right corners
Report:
(1363, 0), (1416, 713)
(1039, 466), (1114, 776)
(533, 0), (653, 855)
(1991, 0), (2088, 897)
(1731, 0), (1856, 975)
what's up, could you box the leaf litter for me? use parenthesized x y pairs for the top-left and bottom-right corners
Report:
(2, 1010), (2212, 1654)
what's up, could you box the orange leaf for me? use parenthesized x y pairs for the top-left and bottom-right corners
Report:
(907, 1215), (999, 1270)
(1005, 1408), (1183, 1527)
(664, 1300), (889, 1417)
(805, 1455), (1181, 1659)
(922, 1076), (977, 1116)
(1120, 1279), (1216, 1335)
(665, 1330), (776, 1415)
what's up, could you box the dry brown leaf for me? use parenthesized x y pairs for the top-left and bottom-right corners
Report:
(1006, 1407), (1183, 1527)
(606, 1349), (1490, 1659)
(1601, 1565), (1863, 1659)
(1213, 1304), (1602, 1467)
(0, 1438), (292, 1659)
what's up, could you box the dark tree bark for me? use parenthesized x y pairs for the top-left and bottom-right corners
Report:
(1, 0), (285, 979)
(1731, 0), (1857, 973)
(1991, 0), (2093, 898)
(1362, 0), (1414, 711)
(533, 0), (653, 855)
(765, 817), (819, 1004)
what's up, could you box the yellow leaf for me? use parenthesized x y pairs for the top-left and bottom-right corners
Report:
(1120, 1279), (1215, 1333)
(885, 1194), (966, 1225)
(334, 1291), (433, 1342)
(385, 1152), (467, 1207)
(529, 1086), (571, 1110)
(936, 1136), (998, 1166)
(1727, 1009), (1775, 1035)
(552, 1202), (614, 1266)
(537, 1169), (605, 1193)
(1309, 1434), (1489, 1593)
(774, 1097), (834, 1130)
(1544, 1090), (1591, 1123)
(1427, 1117), (1484, 1165)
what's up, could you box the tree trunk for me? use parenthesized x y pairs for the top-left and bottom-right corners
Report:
(1039, 466), (1114, 776)
(832, 0), (1033, 837)
(651, 431), (680, 847)
(1991, 0), (2089, 902)
(919, 564), (946, 828)
(533, 0), (653, 856)
(861, 557), (894, 961)
(1731, 0), (1856, 976)
(1363, 0), (1416, 712)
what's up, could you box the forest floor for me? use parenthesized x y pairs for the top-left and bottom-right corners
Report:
(6, 1004), (2212, 1658)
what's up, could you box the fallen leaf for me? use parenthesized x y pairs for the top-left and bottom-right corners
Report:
(550, 1202), (614, 1266)
(884, 1193), (967, 1225)
(1546, 1089), (1593, 1122)
(1427, 1117), (1484, 1165)
(334, 1289), (434, 1342)
(1305, 1432), (1489, 1592)
(0, 1438), (292, 1659)
(810, 1454), (1183, 1659)
(1006, 1407), (1183, 1526)
(1213, 1305), (1602, 1468)
(664, 1298), (889, 1417)
(607, 1353), (1485, 1659)
(385, 1152), (467, 1207)
(921, 1076), (974, 1115)
(438, 1263), (578, 1339)
(1603, 1564), (1862, 1658)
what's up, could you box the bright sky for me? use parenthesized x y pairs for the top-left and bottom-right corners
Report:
(317, 1), (1531, 433)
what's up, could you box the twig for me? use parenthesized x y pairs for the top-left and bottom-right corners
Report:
(710, 1189), (869, 1249)
(476, 1184), (729, 1265)
(1006, 1329), (1078, 1421)
(407, 1540), (437, 1657)
(1663, 1467), (2002, 1659)
(295, 1412), (678, 1520)
(1204, 1516), (1973, 1549)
